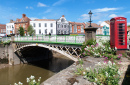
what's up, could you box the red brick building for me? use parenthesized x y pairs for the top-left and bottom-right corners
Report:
(69, 22), (85, 34)
(69, 22), (101, 35)
(14, 14), (31, 35)
(0, 24), (6, 34)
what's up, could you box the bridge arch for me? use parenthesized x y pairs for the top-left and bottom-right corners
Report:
(14, 44), (78, 62)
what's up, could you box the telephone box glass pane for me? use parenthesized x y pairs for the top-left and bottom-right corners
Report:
(118, 23), (125, 45)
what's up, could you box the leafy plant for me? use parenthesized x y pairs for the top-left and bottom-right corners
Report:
(76, 61), (121, 85)
(19, 27), (25, 36)
(27, 25), (35, 36)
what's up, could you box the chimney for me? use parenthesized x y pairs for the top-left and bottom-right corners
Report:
(10, 19), (13, 23)
(22, 14), (26, 18)
(62, 15), (65, 17)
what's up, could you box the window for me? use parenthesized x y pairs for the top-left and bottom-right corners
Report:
(45, 23), (47, 27)
(23, 24), (25, 28)
(74, 24), (77, 33)
(39, 23), (41, 27)
(39, 29), (41, 34)
(64, 31), (66, 34)
(62, 25), (63, 28)
(64, 25), (66, 28)
(61, 18), (65, 22)
(58, 24), (60, 28)
(69, 24), (72, 33)
(51, 29), (53, 34)
(81, 25), (84, 33)
(45, 29), (47, 34)
(50, 23), (53, 27)
(33, 23), (35, 27)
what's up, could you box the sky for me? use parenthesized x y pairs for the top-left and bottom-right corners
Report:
(0, 0), (130, 25)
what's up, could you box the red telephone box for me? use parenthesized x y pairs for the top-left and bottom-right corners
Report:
(110, 17), (127, 49)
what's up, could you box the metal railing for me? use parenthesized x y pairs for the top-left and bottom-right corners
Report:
(14, 35), (85, 44)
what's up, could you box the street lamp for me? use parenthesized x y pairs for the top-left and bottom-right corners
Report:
(88, 10), (93, 27)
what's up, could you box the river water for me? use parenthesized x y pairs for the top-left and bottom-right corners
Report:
(0, 57), (74, 85)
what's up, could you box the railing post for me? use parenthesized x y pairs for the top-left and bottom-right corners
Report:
(56, 35), (57, 42)
(42, 35), (43, 41)
(27, 36), (28, 41)
(75, 36), (76, 43)
(20, 36), (21, 41)
(65, 35), (66, 43)
(37, 35), (38, 41)
(32, 36), (33, 41)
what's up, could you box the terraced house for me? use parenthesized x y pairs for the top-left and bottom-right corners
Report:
(30, 19), (56, 35)
(56, 15), (69, 35)
(0, 24), (6, 34)
(14, 14), (31, 35)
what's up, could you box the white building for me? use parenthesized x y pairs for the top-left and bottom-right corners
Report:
(30, 19), (56, 35)
(100, 20), (110, 35)
(56, 15), (69, 35)
(6, 20), (15, 35)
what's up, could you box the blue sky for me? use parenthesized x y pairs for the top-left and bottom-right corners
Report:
(0, 0), (130, 25)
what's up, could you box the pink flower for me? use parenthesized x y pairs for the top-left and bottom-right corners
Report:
(96, 43), (99, 46)
(84, 48), (87, 51)
(119, 61), (121, 63)
(81, 56), (83, 58)
(82, 53), (85, 55)
(102, 56), (104, 58)
(91, 45), (94, 48)
(105, 57), (108, 60)
(88, 50), (90, 52)
(111, 58), (113, 60)
(119, 54), (122, 56)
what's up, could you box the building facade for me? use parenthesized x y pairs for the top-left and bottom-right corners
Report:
(56, 15), (69, 35)
(30, 19), (56, 35)
(69, 22), (85, 35)
(100, 20), (110, 35)
(0, 24), (6, 34)
(14, 14), (31, 35)
(6, 20), (15, 35)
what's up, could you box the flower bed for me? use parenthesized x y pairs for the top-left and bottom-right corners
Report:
(81, 39), (122, 61)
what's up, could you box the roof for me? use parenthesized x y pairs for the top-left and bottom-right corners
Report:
(104, 20), (110, 25)
(0, 24), (6, 29)
(69, 22), (85, 26)
(34, 19), (56, 21)
(15, 16), (31, 23)
(85, 22), (102, 28)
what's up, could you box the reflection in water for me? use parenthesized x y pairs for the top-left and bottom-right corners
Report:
(0, 57), (74, 85)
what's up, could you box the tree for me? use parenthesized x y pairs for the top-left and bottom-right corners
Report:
(128, 25), (130, 27)
(27, 25), (35, 36)
(19, 27), (25, 36)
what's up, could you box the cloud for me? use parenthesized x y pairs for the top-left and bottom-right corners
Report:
(26, 6), (33, 9)
(93, 7), (120, 13)
(37, 2), (48, 7)
(127, 22), (130, 25)
(109, 14), (118, 18)
(26, 6), (28, 9)
(44, 9), (51, 13)
(53, 0), (65, 6)
(79, 12), (109, 21)
(97, 21), (103, 25)
(29, 17), (38, 20)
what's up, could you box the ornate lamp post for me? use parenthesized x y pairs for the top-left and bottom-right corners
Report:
(88, 10), (93, 27)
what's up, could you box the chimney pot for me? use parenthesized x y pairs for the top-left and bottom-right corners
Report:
(22, 14), (26, 18)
